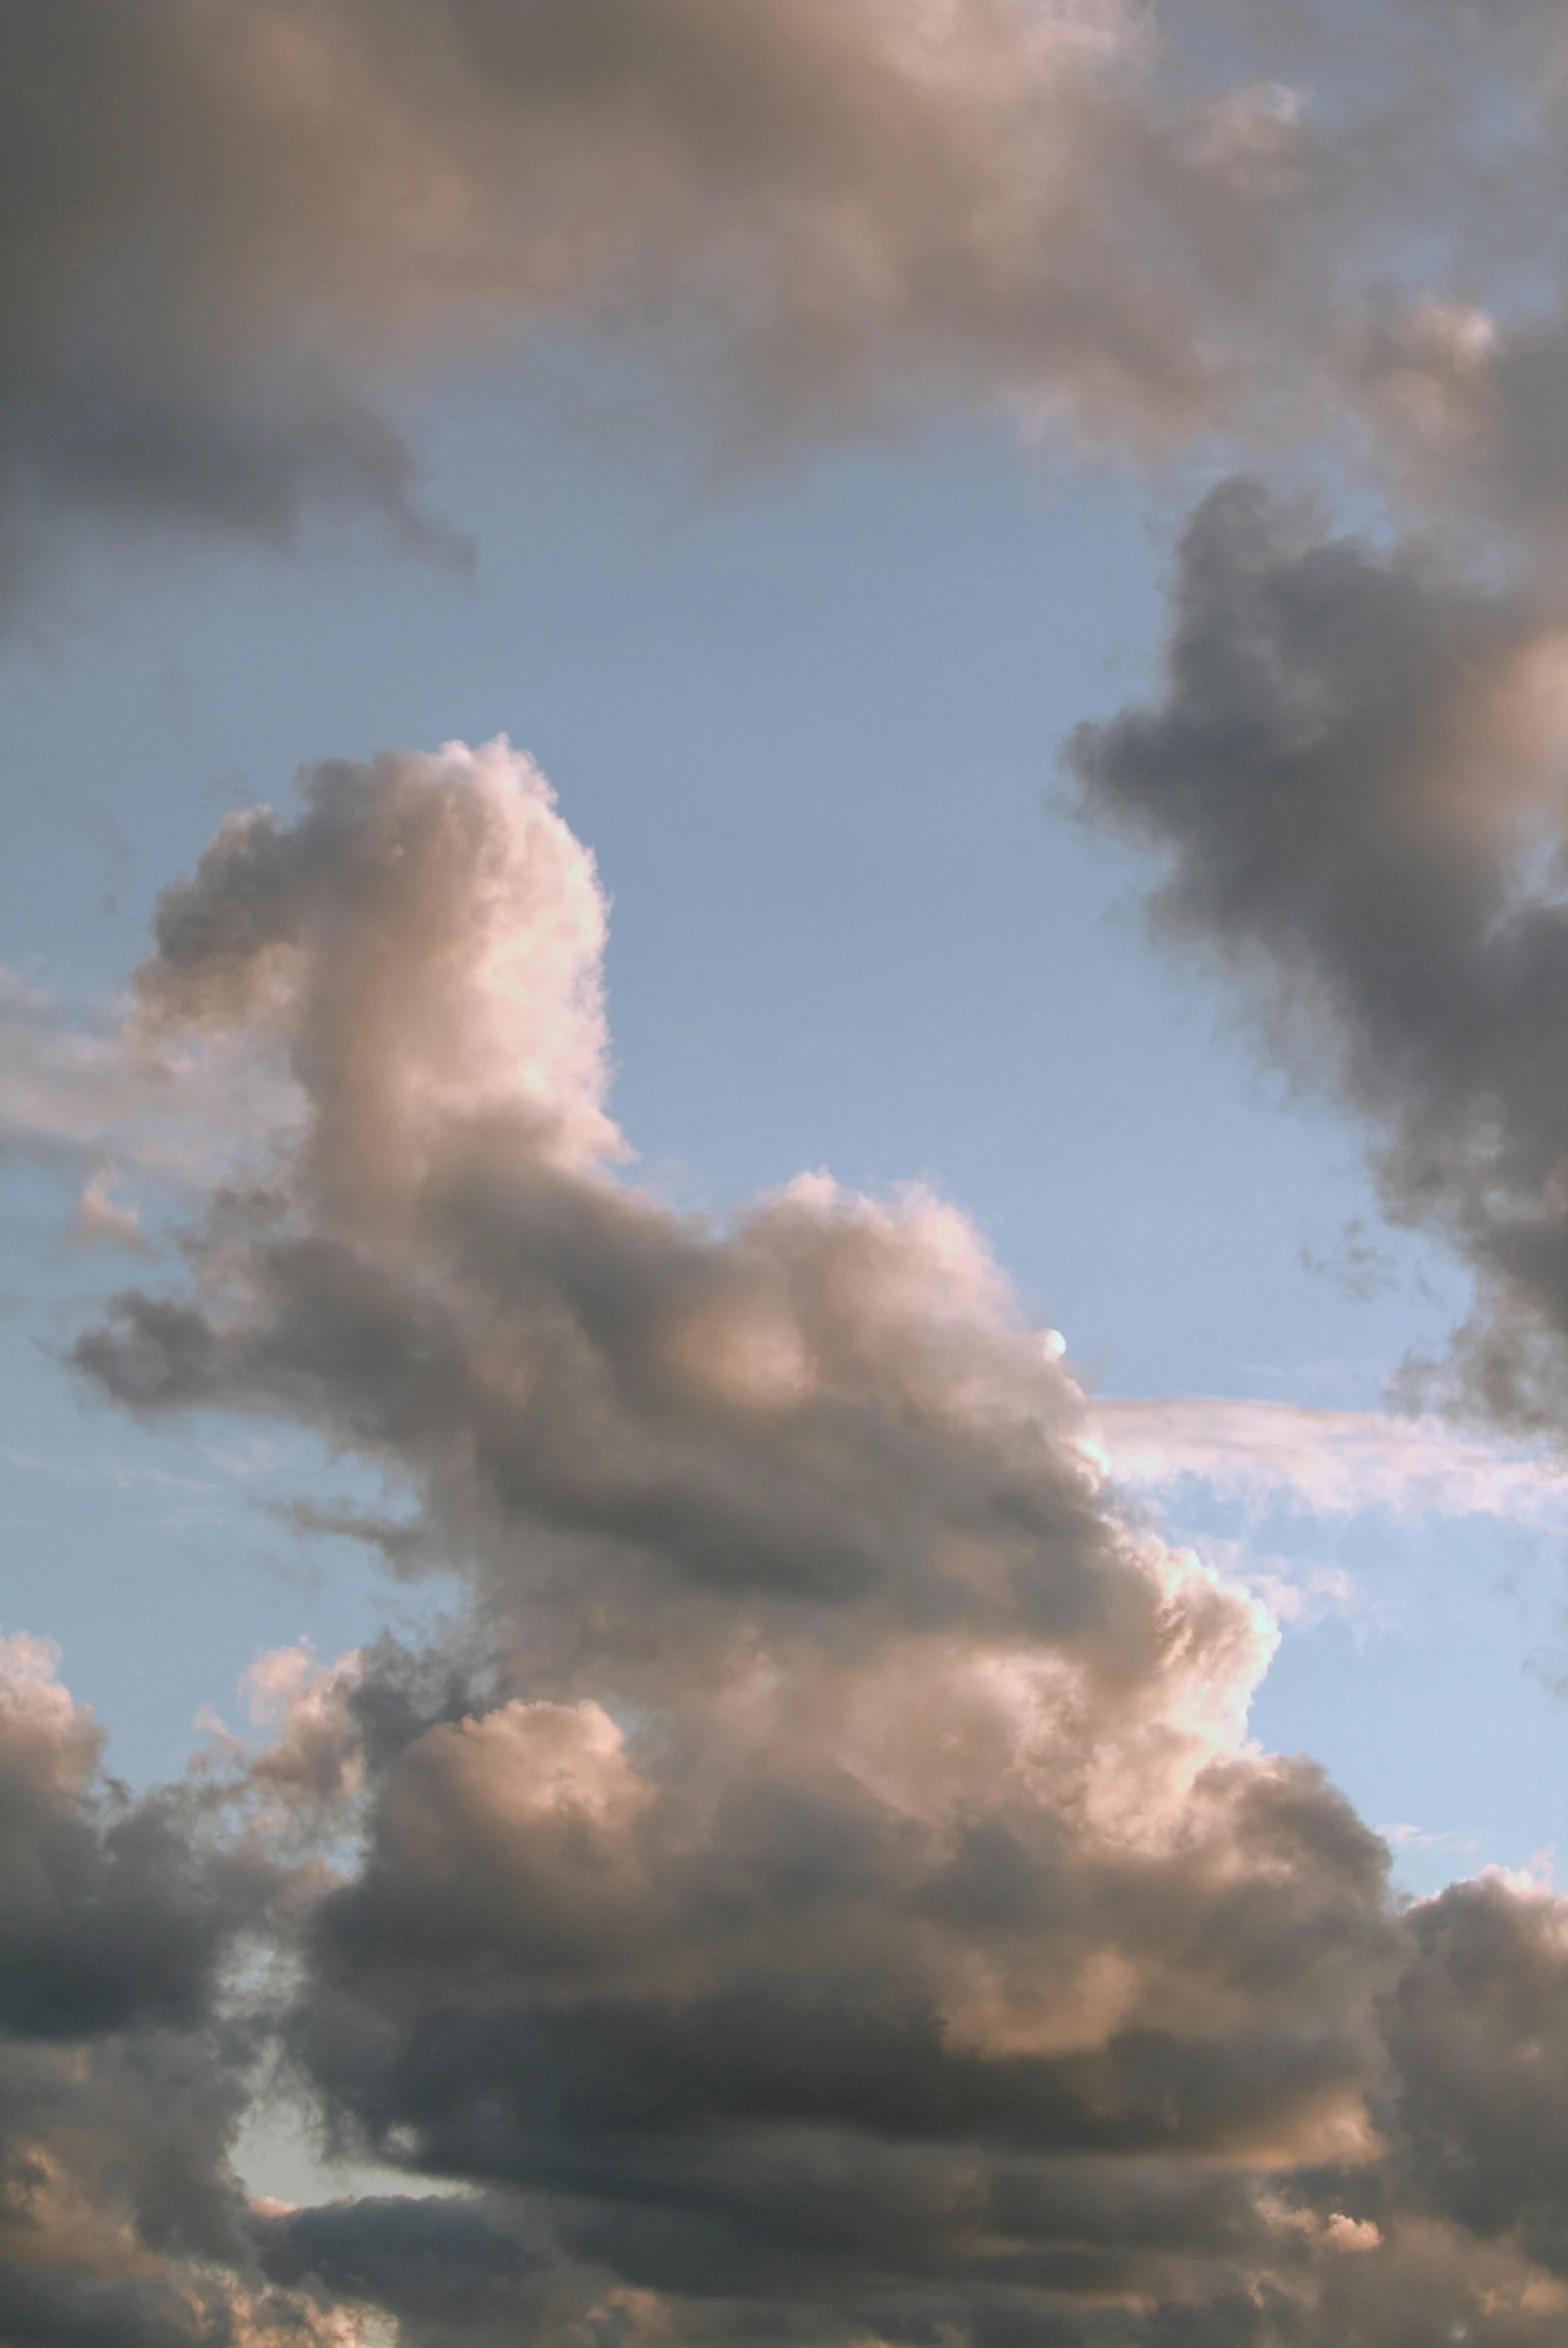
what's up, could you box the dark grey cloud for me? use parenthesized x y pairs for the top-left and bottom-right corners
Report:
(294, 1723), (1396, 2155)
(0, 1633), (387, 2348)
(1068, 476), (1568, 1425)
(1379, 1877), (1568, 2273)
(254, 2192), (561, 2342)
(257, 1645), (1565, 2345)
(0, 1639), (232, 2041)
(0, 2263), (229, 2348)
(265, 1694), (1401, 2339)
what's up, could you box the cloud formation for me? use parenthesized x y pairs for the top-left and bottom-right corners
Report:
(1069, 477), (1568, 1429)
(2, 0), (1562, 595)
(2, 740), (1553, 2345)
(1088, 1395), (1568, 1528)
(6, 6), (1565, 2339)
(0, 1630), (381, 2348)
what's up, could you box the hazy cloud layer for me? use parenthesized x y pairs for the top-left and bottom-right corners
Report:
(2, 0), (1563, 595)
(2, 742), (1553, 2345)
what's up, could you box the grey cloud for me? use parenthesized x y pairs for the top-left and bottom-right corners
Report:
(0, 1647), (229, 2041)
(260, 1650), (1505, 2341)
(1379, 1877), (1568, 2272)
(0, 1635), (390, 2348)
(0, 0), (464, 593)
(0, 0), (1556, 594)
(0, 2020), (342, 2348)
(249, 2169), (1292, 2348)
(74, 744), (1200, 1698)
(296, 1750), (1396, 2150)
(254, 2193), (560, 2340)
(0, 2265), (227, 2348)
(0, 2208), (369, 2348)
(38, 743), (1568, 2344)
(0, 2027), (252, 2271)
(1068, 476), (1568, 1425)
(73, 1185), (1164, 1669)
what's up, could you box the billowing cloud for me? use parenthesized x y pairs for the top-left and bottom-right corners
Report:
(1069, 477), (1568, 1430)
(7, 4), (1565, 2337)
(0, 739), (1548, 2344)
(70, 745), (1257, 1708)
(1, 0), (1562, 595)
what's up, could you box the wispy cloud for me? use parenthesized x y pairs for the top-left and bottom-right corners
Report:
(1086, 1393), (1568, 1529)
(1379, 1822), (1484, 1859)
(1, 1445), (219, 1498)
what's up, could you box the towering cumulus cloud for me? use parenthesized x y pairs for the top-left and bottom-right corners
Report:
(6, 742), (1551, 2345)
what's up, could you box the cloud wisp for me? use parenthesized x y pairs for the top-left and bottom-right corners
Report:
(1, 742), (1560, 2347)
(1088, 1393), (1568, 1530)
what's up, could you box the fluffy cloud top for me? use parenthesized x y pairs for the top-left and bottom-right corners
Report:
(2, 742), (1559, 2347)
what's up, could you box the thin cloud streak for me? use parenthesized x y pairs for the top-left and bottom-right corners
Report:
(1088, 1394), (1568, 1528)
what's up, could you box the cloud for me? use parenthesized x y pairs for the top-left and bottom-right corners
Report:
(1068, 477), (1568, 1433)
(1086, 1394), (1568, 1528)
(0, 0), (1562, 598)
(0, 964), (294, 1200)
(0, 1629), (393, 2348)
(75, 1163), (149, 1253)
(1350, 303), (1568, 569)
(133, 736), (619, 1193)
(7, 9), (1565, 2339)
(4, 739), (1552, 2344)
(1379, 1823), (1483, 1860)
(1381, 1874), (1568, 2276)
(70, 745), (1263, 1725)
(0, 1630), (229, 2041)
(254, 2191), (561, 2342)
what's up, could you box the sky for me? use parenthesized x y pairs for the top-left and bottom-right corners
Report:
(0, 6), (1565, 2348)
